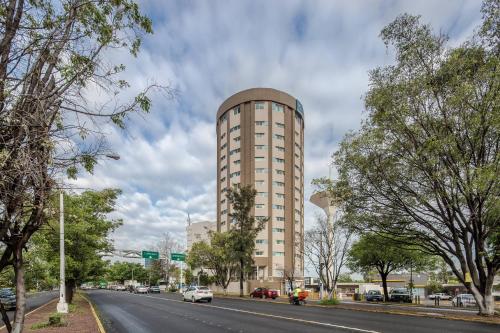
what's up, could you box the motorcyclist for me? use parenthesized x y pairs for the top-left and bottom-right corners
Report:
(293, 286), (302, 303)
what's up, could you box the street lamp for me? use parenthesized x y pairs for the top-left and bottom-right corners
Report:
(57, 153), (120, 313)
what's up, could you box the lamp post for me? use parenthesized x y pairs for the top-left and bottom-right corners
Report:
(56, 190), (68, 313)
(57, 154), (120, 313)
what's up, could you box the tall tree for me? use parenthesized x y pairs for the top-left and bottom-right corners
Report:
(303, 215), (352, 300)
(327, 1), (499, 314)
(348, 233), (436, 301)
(187, 232), (238, 295)
(226, 185), (266, 297)
(32, 189), (122, 303)
(156, 232), (182, 286)
(0, 0), (169, 330)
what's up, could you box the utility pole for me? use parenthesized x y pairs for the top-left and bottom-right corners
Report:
(57, 191), (68, 313)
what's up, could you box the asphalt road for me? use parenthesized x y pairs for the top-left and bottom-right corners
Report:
(6, 291), (58, 321)
(86, 290), (498, 333)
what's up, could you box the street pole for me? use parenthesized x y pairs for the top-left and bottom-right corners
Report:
(57, 191), (68, 313)
(180, 261), (183, 293)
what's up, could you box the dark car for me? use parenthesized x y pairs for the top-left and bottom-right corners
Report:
(389, 288), (412, 303)
(0, 288), (16, 310)
(365, 290), (383, 302)
(148, 285), (160, 293)
(250, 288), (278, 299)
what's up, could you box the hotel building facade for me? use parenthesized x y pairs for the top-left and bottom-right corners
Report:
(216, 88), (304, 286)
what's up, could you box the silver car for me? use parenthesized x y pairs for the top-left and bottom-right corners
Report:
(134, 285), (149, 294)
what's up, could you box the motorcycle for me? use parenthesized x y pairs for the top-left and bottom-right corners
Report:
(289, 291), (308, 305)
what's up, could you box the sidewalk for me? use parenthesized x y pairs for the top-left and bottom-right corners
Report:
(0, 293), (103, 333)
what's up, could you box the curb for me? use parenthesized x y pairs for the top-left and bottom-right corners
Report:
(213, 295), (500, 325)
(0, 298), (57, 330)
(80, 293), (106, 333)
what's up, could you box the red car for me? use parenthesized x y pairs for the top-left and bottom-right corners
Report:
(250, 288), (278, 299)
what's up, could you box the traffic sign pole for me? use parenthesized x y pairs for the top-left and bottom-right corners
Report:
(180, 261), (183, 294)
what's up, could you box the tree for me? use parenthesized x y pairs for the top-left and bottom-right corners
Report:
(32, 189), (121, 303)
(187, 232), (238, 295)
(156, 232), (182, 286)
(0, 1), (169, 330)
(327, 1), (499, 315)
(107, 262), (147, 284)
(348, 233), (436, 301)
(226, 185), (266, 297)
(303, 216), (353, 300)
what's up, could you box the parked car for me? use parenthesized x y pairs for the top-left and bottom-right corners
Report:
(0, 288), (16, 310)
(452, 294), (476, 307)
(250, 288), (278, 299)
(115, 285), (127, 291)
(148, 285), (160, 293)
(183, 286), (213, 303)
(389, 288), (412, 303)
(428, 293), (451, 300)
(134, 285), (149, 294)
(365, 290), (384, 302)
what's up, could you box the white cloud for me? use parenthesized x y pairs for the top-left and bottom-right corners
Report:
(71, 0), (482, 257)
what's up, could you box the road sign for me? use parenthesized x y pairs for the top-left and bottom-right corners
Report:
(142, 250), (159, 259)
(171, 253), (186, 261)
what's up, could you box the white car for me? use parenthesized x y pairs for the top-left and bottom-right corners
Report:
(134, 285), (149, 294)
(183, 286), (213, 303)
(451, 294), (476, 307)
(428, 293), (451, 300)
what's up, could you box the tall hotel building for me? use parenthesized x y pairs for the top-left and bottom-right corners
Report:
(216, 88), (304, 285)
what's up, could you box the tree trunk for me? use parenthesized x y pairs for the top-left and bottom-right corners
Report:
(12, 250), (26, 333)
(0, 301), (12, 333)
(469, 277), (496, 316)
(239, 259), (244, 297)
(65, 279), (76, 304)
(380, 272), (389, 302)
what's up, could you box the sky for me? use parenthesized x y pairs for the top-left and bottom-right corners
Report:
(71, 0), (483, 256)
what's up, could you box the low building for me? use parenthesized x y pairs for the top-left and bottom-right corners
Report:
(186, 221), (216, 251)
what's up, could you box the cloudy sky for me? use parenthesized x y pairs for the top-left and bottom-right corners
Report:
(72, 0), (483, 254)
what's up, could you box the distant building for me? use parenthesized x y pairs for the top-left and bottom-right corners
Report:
(186, 221), (216, 251)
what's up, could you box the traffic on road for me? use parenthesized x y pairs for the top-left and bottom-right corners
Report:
(86, 289), (499, 333)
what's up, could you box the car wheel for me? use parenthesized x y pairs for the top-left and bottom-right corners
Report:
(208, 298), (212, 303)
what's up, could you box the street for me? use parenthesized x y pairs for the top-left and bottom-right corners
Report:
(86, 290), (498, 333)
(5, 291), (58, 321)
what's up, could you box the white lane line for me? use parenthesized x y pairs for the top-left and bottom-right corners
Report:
(129, 293), (381, 333)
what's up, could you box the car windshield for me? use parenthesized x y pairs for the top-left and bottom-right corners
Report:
(368, 290), (380, 295)
(198, 287), (209, 290)
(393, 289), (406, 294)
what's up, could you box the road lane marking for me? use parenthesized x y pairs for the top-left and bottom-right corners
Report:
(129, 293), (381, 333)
(80, 293), (106, 333)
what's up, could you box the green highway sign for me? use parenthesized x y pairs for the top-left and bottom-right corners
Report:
(142, 250), (159, 259)
(170, 253), (186, 262)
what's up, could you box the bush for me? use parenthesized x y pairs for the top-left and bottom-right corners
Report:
(48, 313), (62, 326)
(168, 286), (178, 292)
(319, 298), (340, 306)
(31, 313), (66, 329)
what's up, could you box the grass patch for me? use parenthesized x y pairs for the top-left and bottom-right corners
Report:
(319, 298), (340, 306)
(31, 312), (67, 329)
